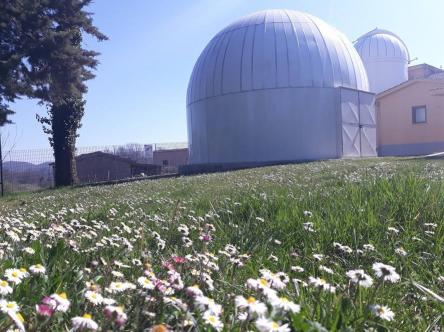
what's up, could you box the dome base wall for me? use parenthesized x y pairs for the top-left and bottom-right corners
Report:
(187, 87), (376, 165)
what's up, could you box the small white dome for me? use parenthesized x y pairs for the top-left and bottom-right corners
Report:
(354, 29), (409, 93)
(187, 9), (369, 106)
(354, 29), (409, 62)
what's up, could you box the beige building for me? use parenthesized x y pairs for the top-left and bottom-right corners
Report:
(75, 152), (160, 183)
(377, 77), (444, 156)
(153, 148), (188, 170)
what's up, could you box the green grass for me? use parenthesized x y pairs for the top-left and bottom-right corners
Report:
(0, 158), (443, 331)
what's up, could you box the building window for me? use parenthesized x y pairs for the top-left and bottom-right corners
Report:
(162, 160), (169, 166)
(412, 106), (427, 124)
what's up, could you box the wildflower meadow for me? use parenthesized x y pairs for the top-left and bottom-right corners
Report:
(0, 159), (443, 331)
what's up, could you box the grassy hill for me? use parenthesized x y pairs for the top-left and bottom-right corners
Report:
(0, 159), (443, 331)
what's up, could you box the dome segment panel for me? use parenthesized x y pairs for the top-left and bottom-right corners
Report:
(187, 9), (370, 106)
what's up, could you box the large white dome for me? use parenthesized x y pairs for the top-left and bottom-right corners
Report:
(354, 29), (409, 93)
(187, 9), (369, 106)
(186, 9), (376, 167)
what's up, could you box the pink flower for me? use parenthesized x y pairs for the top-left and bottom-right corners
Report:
(172, 256), (187, 264)
(36, 303), (55, 317)
(104, 306), (127, 327)
(162, 261), (175, 271)
(201, 234), (213, 242)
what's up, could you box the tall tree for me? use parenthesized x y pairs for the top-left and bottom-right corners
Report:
(32, 0), (107, 186)
(0, 1), (33, 125)
(0, 0), (107, 186)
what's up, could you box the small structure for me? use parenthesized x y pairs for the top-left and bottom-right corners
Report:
(76, 151), (160, 183)
(377, 77), (444, 156)
(153, 148), (188, 171)
(355, 29), (410, 94)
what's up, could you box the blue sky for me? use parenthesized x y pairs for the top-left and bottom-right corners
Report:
(2, 0), (443, 150)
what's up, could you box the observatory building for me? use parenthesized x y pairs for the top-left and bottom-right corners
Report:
(186, 9), (377, 168)
(354, 29), (410, 94)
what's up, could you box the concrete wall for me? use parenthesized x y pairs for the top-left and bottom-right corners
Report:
(77, 156), (132, 183)
(153, 149), (188, 168)
(377, 80), (444, 156)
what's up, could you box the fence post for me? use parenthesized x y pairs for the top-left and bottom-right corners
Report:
(0, 133), (4, 197)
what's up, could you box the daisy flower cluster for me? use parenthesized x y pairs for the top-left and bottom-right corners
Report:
(0, 159), (442, 330)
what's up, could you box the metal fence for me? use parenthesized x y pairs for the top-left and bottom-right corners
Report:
(0, 142), (188, 194)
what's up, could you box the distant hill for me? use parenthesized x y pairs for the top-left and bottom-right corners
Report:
(2, 161), (52, 173)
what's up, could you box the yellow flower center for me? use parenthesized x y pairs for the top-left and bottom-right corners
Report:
(12, 271), (19, 277)
(247, 296), (256, 304)
(0, 281), (8, 287)
(36, 264), (43, 269)
(83, 313), (92, 319)
(259, 278), (269, 287)
(59, 292), (68, 299)
(6, 302), (16, 309)
(272, 322), (279, 329)
(208, 315), (217, 324)
(20, 268), (27, 273)
(280, 297), (289, 303)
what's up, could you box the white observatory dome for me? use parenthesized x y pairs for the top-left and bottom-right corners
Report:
(186, 9), (376, 167)
(354, 29), (409, 94)
(187, 9), (369, 105)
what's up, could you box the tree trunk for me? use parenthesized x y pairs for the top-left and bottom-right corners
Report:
(52, 103), (78, 187)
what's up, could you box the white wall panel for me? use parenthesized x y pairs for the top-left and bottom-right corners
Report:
(187, 88), (342, 164)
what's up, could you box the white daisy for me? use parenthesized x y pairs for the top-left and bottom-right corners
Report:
(137, 277), (155, 290)
(346, 269), (374, 288)
(0, 280), (13, 296)
(269, 296), (301, 313)
(186, 285), (204, 297)
(194, 296), (222, 316)
(308, 277), (336, 293)
(395, 247), (407, 257)
(291, 266), (305, 273)
(22, 247), (35, 255)
(4, 269), (25, 285)
(50, 292), (71, 312)
(106, 281), (136, 293)
(72, 313), (99, 331)
(370, 304), (395, 321)
(0, 300), (20, 314)
(255, 317), (291, 332)
(372, 263), (400, 283)
(84, 291), (104, 305)
(319, 265), (334, 275)
(202, 310), (223, 331)
(29, 264), (46, 275)
(235, 296), (267, 315)
(363, 244), (375, 252)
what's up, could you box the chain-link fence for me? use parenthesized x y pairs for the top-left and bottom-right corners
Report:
(0, 142), (188, 194)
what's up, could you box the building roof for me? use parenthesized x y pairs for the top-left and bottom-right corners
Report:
(187, 9), (369, 106)
(408, 63), (443, 72)
(429, 72), (444, 80)
(76, 151), (157, 168)
(153, 148), (188, 154)
(377, 79), (444, 99)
